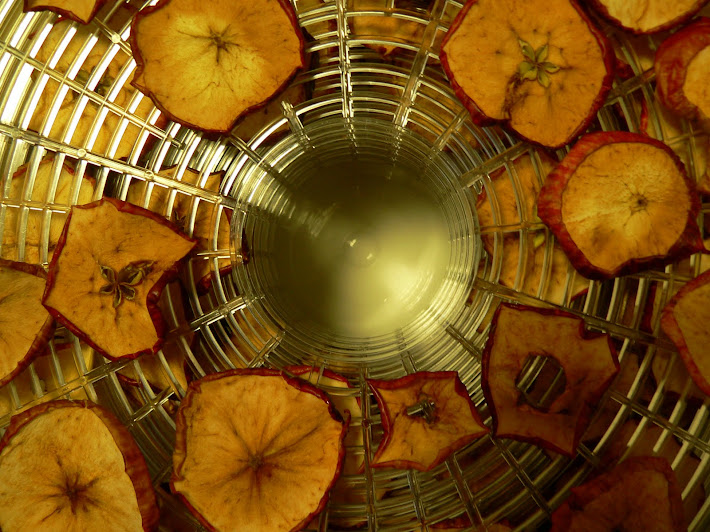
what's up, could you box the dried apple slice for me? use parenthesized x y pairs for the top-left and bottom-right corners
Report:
(440, 0), (614, 148)
(603, 421), (706, 523)
(286, 366), (370, 528)
(1, 158), (95, 264)
(125, 167), (231, 292)
(350, 0), (427, 56)
(482, 304), (619, 456)
(537, 131), (704, 279)
(477, 152), (588, 303)
(42, 198), (196, 360)
(660, 269), (710, 396)
(0, 400), (158, 531)
(655, 17), (710, 132)
(23, 0), (105, 23)
(171, 369), (347, 532)
(367, 371), (488, 471)
(30, 21), (156, 159)
(130, 0), (306, 133)
(550, 456), (685, 531)
(640, 98), (710, 195)
(587, 0), (709, 34)
(0, 260), (54, 387)
(118, 282), (191, 392)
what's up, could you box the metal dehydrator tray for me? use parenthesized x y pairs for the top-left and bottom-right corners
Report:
(0, 0), (709, 530)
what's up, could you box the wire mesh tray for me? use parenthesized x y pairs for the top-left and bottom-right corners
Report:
(0, 0), (709, 530)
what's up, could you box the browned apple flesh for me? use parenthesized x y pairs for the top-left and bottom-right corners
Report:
(440, 0), (614, 148)
(476, 152), (588, 303)
(130, 0), (305, 133)
(537, 131), (704, 279)
(286, 366), (371, 528)
(350, 0), (427, 56)
(587, 0), (709, 34)
(0, 260), (54, 387)
(482, 304), (618, 456)
(125, 167), (231, 291)
(661, 269), (710, 396)
(550, 456), (685, 532)
(118, 282), (191, 392)
(641, 98), (710, 195)
(171, 369), (346, 532)
(1, 158), (95, 264)
(603, 421), (706, 524)
(0, 400), (158, 531)
(655, 17), (710, 132)
(367, 371), (488, 471)
(24, 0), (104, 24)
(30, 21), (155, 159)
(42, 198), (196, 360)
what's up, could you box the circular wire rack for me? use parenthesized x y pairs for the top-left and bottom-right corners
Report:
(0, 0), (709, 530)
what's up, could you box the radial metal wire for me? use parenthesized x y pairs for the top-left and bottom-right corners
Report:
(0, 0), (708, 530)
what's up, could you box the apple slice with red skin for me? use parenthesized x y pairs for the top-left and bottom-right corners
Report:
(23, 0), (105, 24)
(655, 17), (710, 132)
(586, 0), (709, 34)
(367, 371), (488, 471)
(660, 269), (710, 396)
(640, 97), (710, 195)
(350, 0), (427, 57)
(171, 368), (347, 532)
(42, 198), (196, 360)
(2, 158), (95, 264)
(603, 421), (706, 524)
(125, 167), (231, 293)
(130, 0), (306, 134)
(537, 131), (704, 280)
(482, 304), (619, 456)
(0, 260), (54, 387)
(440, 0), (615, 148)
(30, 21), (156, 160)
(0, 400), (159, 531)
(550, 456), (685, 532)
(118, 282), (192, 392)
(477, 152), (589, 303)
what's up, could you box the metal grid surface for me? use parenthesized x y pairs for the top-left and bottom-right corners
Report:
(0, 0), (708, 530)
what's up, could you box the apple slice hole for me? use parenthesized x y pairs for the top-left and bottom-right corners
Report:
(515, 354), (567, 411)
(405, 397), (437, 424)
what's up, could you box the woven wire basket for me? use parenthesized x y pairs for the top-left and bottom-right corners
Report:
(0, 0), (709, 530)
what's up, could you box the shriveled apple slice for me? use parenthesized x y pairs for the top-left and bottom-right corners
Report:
(0, 260), (54, 387)
(587, 0), (709, 34)
(482, 304), (619, 456)
(126, 167), (231, 292)
(118, 282), (191, 392)
(350, 0), (427, 56)
(537, 131), (704, 279)
(286, 366), (370, 528)
(0, 400), (158, 531)
(130, 0), (306, 133)
(1, 158), (95, 264)
(440, 0), (614, 148)
(477, 152), (588, 303)
(233, 82), (307, 142)
(23, 0), (105, 23)
(603, 421), (706, 524)
(367, 371), (488, 471)
(171, 369), (347, 532)
(550, 456), (685, 532)
(660, 269), (710, 396)
(42, 198), (196, 360)
(656, 17), (710, 133)
(640, 98), (710, 195)
(30, 21), (156, 159)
